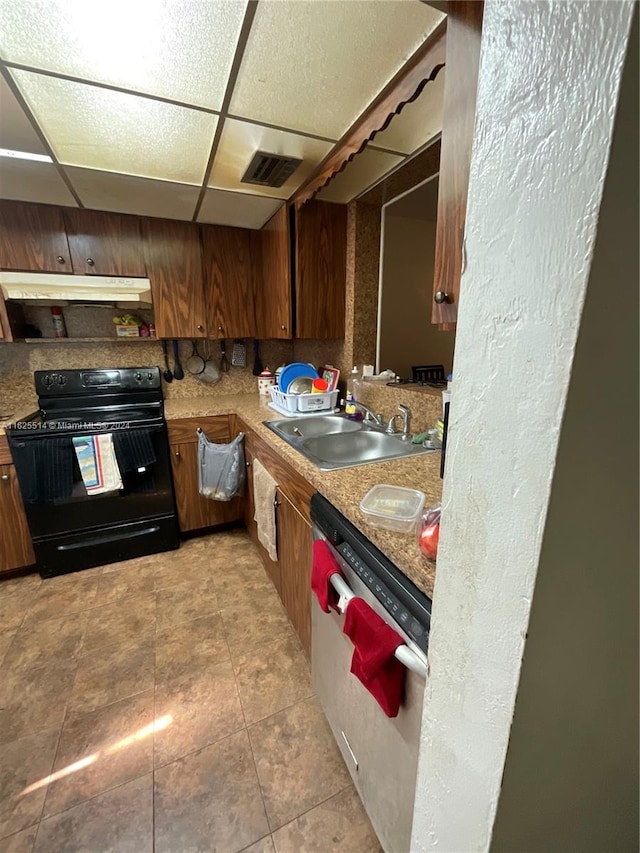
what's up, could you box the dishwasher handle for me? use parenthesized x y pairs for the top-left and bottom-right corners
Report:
(329, 573), (428, 680)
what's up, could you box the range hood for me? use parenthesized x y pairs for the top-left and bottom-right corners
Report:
(0, 272), (153, 304)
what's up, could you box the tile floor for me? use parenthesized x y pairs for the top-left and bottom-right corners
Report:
(0, 530), (381, 853)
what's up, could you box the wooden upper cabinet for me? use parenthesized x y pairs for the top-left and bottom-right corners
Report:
(432, 1), (484, 326)
(201, 224), (257, 339)
(141, 218), (207, 339)
(256, 205), (292, 339)
(0, 201), (72, 272)
(64, 209), (146, 276)
(295, 200), (347, 339)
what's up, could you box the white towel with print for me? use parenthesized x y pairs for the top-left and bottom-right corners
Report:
(252, 458), (278, 562)
(72, 434), (123, 495)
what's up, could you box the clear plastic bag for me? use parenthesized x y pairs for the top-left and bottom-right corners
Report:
(197, 429), (245, 501)
(417, 502), (441, 562)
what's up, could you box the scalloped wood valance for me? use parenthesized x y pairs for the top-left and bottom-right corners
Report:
(292, 18), (447, 207)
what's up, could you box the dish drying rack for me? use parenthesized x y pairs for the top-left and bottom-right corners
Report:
(268, 385), (340, 417)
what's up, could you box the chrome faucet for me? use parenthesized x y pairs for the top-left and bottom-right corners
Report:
(398, 404), (412, 439)
(343, 400), (385, 427)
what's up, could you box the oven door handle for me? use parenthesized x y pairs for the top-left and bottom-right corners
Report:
(329, 573), (428, 680)
(56, 524), (161, 551)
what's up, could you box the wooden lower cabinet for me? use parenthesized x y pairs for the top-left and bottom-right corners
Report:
(0, 463), (35, 573)
(168, 416), (242, 533)
(276, 487), (312, 658)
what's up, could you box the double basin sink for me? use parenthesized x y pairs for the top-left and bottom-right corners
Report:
(264, 414), (434, 471)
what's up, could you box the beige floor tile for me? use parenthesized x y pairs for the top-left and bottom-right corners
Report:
(101, 553), (157, 575)
(0, 628), (17, 666)
(67, 640), (155, 715)
(155, 613), (230, 687)
(213, 565), (275, 609)
(0, 728), (59, 839)
(81, 594), (156, 655)
(93, 563), (156, 606)
(0, 574), (42, 599)
(155, 659), (244, 768)
(2, 612), (87, 672)
(153, 547), (216, 590)
(0, 661), (77, 745)
(221, 591), (294, 658)
(0, 824), (38, 853)
(23, 573), (100, 624)
(154, 730), (270, 853)
(249, 696), (351, 831)
(233, 634), (314, 725)
(271, 786), (382, 853)
(34, 773), (153, 853)
(155, 577), (220, 630)
(241, 836), (276, 853)
(43, 690), (154, 818)
(0, 595), (31, 635)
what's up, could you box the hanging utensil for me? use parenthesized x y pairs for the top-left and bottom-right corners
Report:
(252, 339), (263, 376)
(162, 340), (173, 383)
(220, 339), (230, 373)
(172, 340), (184, 380)
(186, 340), (205, 375)
(231, 339), (246, 367)
(198, 339), (221, 384)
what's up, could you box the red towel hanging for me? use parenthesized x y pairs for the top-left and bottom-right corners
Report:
(311, 539), (342, 613)
(343, 597), (405, 718)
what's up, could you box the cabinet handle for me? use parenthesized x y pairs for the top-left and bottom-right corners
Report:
(56, 256), (65, 264)
(174, 450), (180, 458)
(245, 461), (251, 467)
(218, 326), (224, 333)
(197, 324), (203, 331)
(86, 258), (95, 266)
(1, 473), (8, 481)
(280, 325), (287, 331)
(434, 291), (450, 304)
(274, 499), (281, 507)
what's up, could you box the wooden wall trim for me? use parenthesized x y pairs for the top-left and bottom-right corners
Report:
(291, 19), (447, 206)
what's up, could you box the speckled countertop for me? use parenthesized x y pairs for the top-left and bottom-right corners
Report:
(164, 395), (441, 599)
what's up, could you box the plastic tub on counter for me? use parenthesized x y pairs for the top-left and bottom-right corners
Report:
(359, 485), (426, 533)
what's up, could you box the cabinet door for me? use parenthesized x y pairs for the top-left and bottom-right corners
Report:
(0, 201), (72, 272)
(142, 218), (207, 338)
(245, 447), (282, 594)
(295, 200), (347, 339)
(0, 464), (35, 572)
(432, 1), (484, 326)
(277, 488), (312, 657)
(0, 295), (13, 341)
(170, 441), (242, 532)
(201, 224), (257, 338)
(256, 206), (292, 339)
(64, 209), (146, 276)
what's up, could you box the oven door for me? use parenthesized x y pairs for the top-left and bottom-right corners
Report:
(311, 527), (426, 853)
(10, 422), (178, 574)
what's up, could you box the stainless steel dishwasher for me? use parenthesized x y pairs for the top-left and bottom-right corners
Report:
(310, 493), (432, 853)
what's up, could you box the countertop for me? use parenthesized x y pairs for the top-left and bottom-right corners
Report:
(165, 395), (441, 599)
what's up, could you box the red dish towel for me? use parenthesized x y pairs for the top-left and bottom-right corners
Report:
(343, 597), (405, 718)
(311, 539), (342, 613)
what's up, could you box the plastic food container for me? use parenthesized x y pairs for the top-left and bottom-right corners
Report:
(359, 485), (426, 533)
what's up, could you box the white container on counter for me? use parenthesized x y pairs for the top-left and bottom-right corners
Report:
(257, 368), (276, 396)
(359, 485), (426, 533)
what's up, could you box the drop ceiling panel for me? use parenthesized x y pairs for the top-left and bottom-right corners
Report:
(317, 148), (403, 203)
(0, 158), (77, 205)
(230, 1), (444, 139)
(10, 70), (217, 185)
(0, 76), (49, 156)
(198, 188), (282, 230)
(0, 0), (247, 111)
(371, 70), (445, 155)
(208, 119), (332, 199)
(65, 167), (201, 220)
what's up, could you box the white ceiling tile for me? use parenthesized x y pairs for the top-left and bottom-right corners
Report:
(198, 189), (282, 229)
(10, 70), (217, 185)
(230, 1), (444, 139)
(0, 76), (49, 156)
(317, 148), (404, 203)
(0, 158), (77, 205)
(371, 70), (445, 155)
(208, 119), (332, 200)
(0, 0), (247, 111)
(65, 167), (200, 220)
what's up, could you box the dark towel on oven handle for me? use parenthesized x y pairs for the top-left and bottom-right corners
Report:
(113, 430), (156, 473)
(11, 437), (75, 503)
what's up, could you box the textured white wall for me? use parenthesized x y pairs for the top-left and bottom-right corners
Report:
(410, 2), (635, 852)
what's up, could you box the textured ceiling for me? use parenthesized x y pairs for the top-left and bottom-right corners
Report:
(0, 0), (445, 228)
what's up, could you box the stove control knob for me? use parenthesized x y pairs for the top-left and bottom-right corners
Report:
(43, 374), (53, 387)
(147, 372), (153, 381)
(57, 374), (67, 385)
(135, 372), (143, 382)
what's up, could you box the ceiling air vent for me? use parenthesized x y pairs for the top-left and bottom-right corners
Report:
(241, 151), (302, 188)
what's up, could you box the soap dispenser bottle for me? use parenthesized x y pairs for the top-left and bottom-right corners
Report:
(345, 366), (362, 420)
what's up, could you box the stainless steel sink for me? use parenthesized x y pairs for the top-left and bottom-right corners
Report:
(264, 414), (434, 471)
